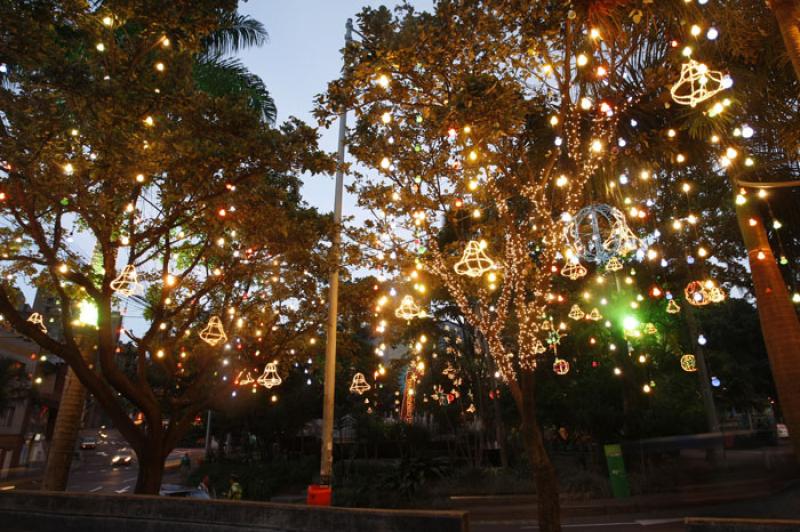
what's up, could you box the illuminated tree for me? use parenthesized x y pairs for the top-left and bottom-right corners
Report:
(318, 2), (704, 529)
(0, 0), (332, 493)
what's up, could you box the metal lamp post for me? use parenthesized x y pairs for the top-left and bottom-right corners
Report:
(318, 18), (353, 490)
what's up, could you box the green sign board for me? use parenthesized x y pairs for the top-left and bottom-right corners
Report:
(603, 443), (630, 498)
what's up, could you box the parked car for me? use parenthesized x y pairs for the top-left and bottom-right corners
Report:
(776, 423), (789, 439)
(79, 437), (97, 450)
(111, 448), (134, 467)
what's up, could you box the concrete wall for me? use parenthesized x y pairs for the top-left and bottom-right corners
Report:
(686, 517), (800, 531)
(0, 490), (468, 532)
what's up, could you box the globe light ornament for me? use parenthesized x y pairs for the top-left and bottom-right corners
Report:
(199, 316), (227, 346)
(257, 362), (282, 389)
(553, 358), (570, 375)
(27, 312), (47, 333)
(454, 240), (495, 278)
(349, 372), (371, 395)
(671, 59), (727, 107)
(564, 204), (640, 265)
(110, 264), (142, 297)
(680, 354), (697, 372)
(395, 295), (427, 320)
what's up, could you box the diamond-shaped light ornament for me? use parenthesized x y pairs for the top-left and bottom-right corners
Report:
(454, 240), (496, 278)
(110, 264), (142, 297)
(671, 59), (727, 107)
(199, 316), (227, 346)
(257, 362), (282, 389)
(349, 372), (371, 395)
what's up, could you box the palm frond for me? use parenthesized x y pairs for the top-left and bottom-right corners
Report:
(202, 12), (268, 58)
(195, 56), (277, 124)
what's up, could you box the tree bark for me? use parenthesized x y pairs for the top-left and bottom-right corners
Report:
(769, 0), (800, 81)
(41, 363), (87, 491)
(513, 370), (561, 532)
(735, 197), (800, 461)
(134, 447), (166, 494)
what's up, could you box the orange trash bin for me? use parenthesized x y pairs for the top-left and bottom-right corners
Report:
(307, 484), (331, 506)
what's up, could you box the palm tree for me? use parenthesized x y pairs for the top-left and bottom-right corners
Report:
(195, 12), (277, 124)
(769, 0), (800, 81)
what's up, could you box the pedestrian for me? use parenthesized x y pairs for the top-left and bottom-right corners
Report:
(180, 452), (191, 482)
(197, 475), (213, 499)
(226, 474), (243, 500)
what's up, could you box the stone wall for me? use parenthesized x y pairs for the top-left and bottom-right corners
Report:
(0, 490), (468, 532)
(686, 517), (800, 531)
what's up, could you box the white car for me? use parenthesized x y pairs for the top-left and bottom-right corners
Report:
(111, 448), (135, 467)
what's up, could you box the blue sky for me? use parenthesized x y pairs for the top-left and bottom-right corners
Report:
(237, 0), (432, 216)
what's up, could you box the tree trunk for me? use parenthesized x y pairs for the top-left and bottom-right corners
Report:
(770, 0), (800, 81)
(134, 447), (166, 494)
(735, 197), (800, 461)
(516, 370), (561, 532)
(41, 363), (87, 491)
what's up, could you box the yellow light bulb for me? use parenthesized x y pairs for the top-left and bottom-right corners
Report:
(577, 54), (588, 67)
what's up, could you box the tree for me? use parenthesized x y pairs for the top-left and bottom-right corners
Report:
(768, 0), (800, 81)
(318, 2), (706, 529)
(0, 0), (333, 493)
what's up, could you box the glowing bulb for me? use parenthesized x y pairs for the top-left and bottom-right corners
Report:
(735, 194), (746, 205)
(577, 54), (588, 67)
(690, 24), (702, 37)
(555, 175), (568, 187)
(102, 16), (113, 26)
(380, 157), (390, 169)
(381, 112), (392, 124)
(155, 62), (165, 72)
(96, 43), (106, 52)
(377, 74), (390, 88)
(580, 97), (592, 110)
(63, 163), (74, 175)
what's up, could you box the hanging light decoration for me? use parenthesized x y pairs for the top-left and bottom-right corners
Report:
(394, 295), (427, 320)
(110, 264), (142, 297)
(666, 299), (681, 314)
(349, 372), (371, 395)
(199, 316), (227, 346)
(670, 59), (728, 107)
(27, 312), (47, 333)
(454, 240), (496, 277)
(553, 358), (570, 375)
(680, 354), (697, 372)
(257, 362), (282, 389)
(567, 304), (585, 320)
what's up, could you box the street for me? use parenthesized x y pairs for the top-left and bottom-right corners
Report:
(0, 430), (203, 495)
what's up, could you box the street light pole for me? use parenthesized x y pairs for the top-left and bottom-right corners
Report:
(319, 18), (353, 487)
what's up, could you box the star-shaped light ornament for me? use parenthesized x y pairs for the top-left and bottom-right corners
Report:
(454, 240), (496, 277)
(670, 59), (728, 107)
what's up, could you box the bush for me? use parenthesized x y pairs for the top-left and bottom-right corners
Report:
(188, 456), (316, 501)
